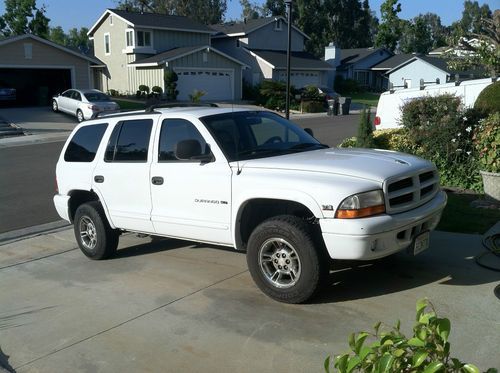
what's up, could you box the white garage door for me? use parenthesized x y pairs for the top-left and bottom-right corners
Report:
(175, 69), (234, 101)
(279, 71), (321, 89)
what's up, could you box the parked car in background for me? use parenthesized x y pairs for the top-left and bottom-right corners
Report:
(52, 89), (120, 122)
(0, 81), (16, 102)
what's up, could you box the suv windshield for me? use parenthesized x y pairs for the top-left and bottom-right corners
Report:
(201, 111), (326, 161)
(84, 92), (111, 102)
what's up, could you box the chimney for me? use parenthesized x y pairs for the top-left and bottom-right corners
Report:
(324, 42), (340, 88)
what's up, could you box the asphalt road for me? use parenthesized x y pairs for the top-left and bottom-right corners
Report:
(0, 114), (358, 234)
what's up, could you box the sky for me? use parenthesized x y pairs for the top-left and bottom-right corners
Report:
(0, 0), (498, 31)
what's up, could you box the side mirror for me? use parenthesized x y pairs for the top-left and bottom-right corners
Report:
(304, 128), (314, 137)
(175, 139), (213, 163)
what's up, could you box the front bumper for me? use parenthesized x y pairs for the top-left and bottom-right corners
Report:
(320, 190), (447, 260)
(53, 194), (71, 222)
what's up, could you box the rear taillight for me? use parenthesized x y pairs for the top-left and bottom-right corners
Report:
(88, 105), (99, 111)
(55, 176), (59, 194)
(374, 116), (381, 125)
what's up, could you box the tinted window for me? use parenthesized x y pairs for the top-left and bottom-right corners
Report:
(62, 90), (73, 98)
(105, 119), (153, 162)
(72, 91), (82, 101)
(84, 92), (110, 102)
(64, 123), (108, 162)
(159, 119), (208, 161)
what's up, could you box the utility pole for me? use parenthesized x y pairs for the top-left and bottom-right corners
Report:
(285, 0), (293, 119)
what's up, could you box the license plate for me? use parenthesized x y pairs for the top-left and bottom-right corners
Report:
(413, 231), (430, 256)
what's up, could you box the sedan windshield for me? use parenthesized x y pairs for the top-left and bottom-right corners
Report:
(84, 92), (111, 102)
(201, 111), (327, 161)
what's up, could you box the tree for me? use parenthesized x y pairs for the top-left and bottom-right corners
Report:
(67, 27), (91, 53)
(240, 0), (262, 20)
(49, 26), (68, 45)
(399, 15), (433, 54)
(375, 0), (402, 52)
(117, 0), (227, 24)
(0, 0), (50, 37)
(263, 0), (286, 17)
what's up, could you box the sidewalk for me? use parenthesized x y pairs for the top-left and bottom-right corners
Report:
(1, 227), (499, 372)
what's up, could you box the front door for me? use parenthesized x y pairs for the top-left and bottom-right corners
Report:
(92, 117), (156, 233)
(150, 118), (232, 244)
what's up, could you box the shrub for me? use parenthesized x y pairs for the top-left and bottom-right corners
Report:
(164, 70), (179, 101)
(334, 75), (360, 94)
(338, 136), (357, 148)
(107, 89), (119, 97)
(356, 109), (375, 148)
(326, 298), (496, 373)
(400, 95), (485, 190)
(474, 112), (500, 173)
(135, 90), (142, 99)
(259, 80), (299, 111)
(339, 129), (416, 151)
(301, 100), (324, 113)
(189, 89), (205, 103)
(474, 81), (500, 115)
(151, 86), (163, 96)
(243, 79), (260, 101)
(138, 85), (150, 95)
(301, 85), (323, 102)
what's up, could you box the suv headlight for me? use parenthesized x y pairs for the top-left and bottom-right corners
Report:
(335, 190), (385, 219)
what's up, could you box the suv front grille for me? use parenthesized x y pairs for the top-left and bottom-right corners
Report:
(384, 169), (439, 214)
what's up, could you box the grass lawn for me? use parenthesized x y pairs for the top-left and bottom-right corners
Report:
(114, 99), (146, 110)
(437, 190), (500, 234)
(349, 92), (381, 107)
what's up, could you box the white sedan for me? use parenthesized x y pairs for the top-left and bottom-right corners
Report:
(52, 89), (120, 122)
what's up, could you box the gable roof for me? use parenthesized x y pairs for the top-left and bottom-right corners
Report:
(211, 17), (310, 40)
(385, 55), (451, 75)
(0, 34), (101, 64)
(88, 9), (214, 37)
(130, 45), (248, 67)
(337, 47), (391, 69)
(246, 49), (333, 70)
(371, 54), (415, 70)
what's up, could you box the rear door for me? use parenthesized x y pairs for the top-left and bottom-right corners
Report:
(58, 90), (73, 114)
(149, 116), (233, 244)
(92, 116), (157, 233)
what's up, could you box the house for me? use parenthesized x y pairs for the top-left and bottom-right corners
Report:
(381, 55), (482, 89)
(0, 34), (101, 105)
(370, 53), (416, 88)
(324, 45), (393, 91)
(87, 9), (247, 101)
(211, 17), (333, 88)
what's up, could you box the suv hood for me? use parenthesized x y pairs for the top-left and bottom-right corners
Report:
(239, 148), (433, 183)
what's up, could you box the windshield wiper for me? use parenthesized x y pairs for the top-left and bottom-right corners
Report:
(238, 147), (282, 157)
(288, 143), (329, 150)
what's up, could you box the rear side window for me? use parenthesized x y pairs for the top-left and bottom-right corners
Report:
(64, 123), (108, 162)
(158, 119), (207, 161)
(105, 119), (153, 162)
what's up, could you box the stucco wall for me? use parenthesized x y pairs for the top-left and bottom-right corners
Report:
(0, 38), (91, 88)
(388, 59), (448, 89)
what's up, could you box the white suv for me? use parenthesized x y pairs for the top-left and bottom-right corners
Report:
(54, 106), (447, 303)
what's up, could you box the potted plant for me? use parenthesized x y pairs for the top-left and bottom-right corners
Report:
(474, 112), (500, 201)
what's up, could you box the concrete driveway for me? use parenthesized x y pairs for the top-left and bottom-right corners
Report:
(1, 229), (499, 372)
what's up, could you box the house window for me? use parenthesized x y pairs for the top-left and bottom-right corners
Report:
(104, 33), (110, 55)
(110, 15), (113, 25)
(275, 19), (282, 31)
(354, 70), (369, 86)
(126, 30), (134, 47)
(137, 31), (151, 47)
(24, 43), (32, 59)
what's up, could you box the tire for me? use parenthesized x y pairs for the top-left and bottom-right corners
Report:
(76, 109), (84, 123)
(74, 201), (119, 260)
(52, 100), (58, 112)
(246, 215), (328, 304)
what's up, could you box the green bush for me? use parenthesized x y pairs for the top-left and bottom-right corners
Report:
(334, 75), (360, 94)
(259, 80), (299, 111)
(151, 86), (163, 96)
(474, 112), (500, 173)
(326, 298), (496, 373)
(301, 100), (325, 113)
(107, 89), (119, 97)
(164, 70), (179, 101)
(301, 85), (323, 102)
(474, 81), (500, 115)
(138, 85), (150, 94)
(339, 129), (415, 151)
(189, 89), (205, 103)
(356, 109), (375, 148)
(242, 79), (260, 101)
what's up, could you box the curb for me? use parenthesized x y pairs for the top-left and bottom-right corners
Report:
(0, 220), (71, 246)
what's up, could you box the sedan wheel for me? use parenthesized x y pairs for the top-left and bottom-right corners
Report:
(76, 109), (84, 123)
(52, 100), (58, 112)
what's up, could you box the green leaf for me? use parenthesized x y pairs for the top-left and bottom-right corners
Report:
(348, 333), (356, 351)
(436, 318), (451, 343)
(419, 312), (436, 325)
(422, 361), (444, 373)
(355, 333), (369, 354)
(408, 337), (426, 347)
(324, 356), (331, 373)
(485, 369), (498, 373)
(393, 349), (405, 357)
(347, 356), (361, 373)
(416, 298), (428, 320)
(335, 354), (349, 373)
(413, 350), (428, 367)
(417, 327), (427, 341)
(359, 346), (372, 361)
(451, 358), (462, 369)
(373, 321), (382, 335)
(396, 319), (401, 331)
(378, 354), (395, 373)
(462, 364), (480, 373)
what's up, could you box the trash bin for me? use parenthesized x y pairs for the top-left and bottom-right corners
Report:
(340, 97), (351, 115)
(327, 98), (339, 116)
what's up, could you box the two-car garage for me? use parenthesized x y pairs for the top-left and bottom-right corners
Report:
(0, 34), (99, 106)
(175, 69), (234, 101)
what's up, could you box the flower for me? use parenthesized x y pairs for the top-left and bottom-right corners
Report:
(466, 126), (472, 133)
(451, 138), (456, 142)
(467, 151), (471, 155)
(463, 116), (468, 121)
(456, 148), (463, 152)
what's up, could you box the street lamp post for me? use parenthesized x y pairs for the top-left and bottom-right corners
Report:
(285, 0), (293, 119)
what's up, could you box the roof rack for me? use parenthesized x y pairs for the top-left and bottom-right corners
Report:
(145, 102), (219, 113)
(90, 109), (154, 120)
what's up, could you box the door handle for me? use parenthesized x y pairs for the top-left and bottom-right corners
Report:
(94, 175), (104, 183)
(151, 176), (164, 185)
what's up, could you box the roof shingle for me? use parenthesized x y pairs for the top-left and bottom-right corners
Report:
(249, 49), (333, 70)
